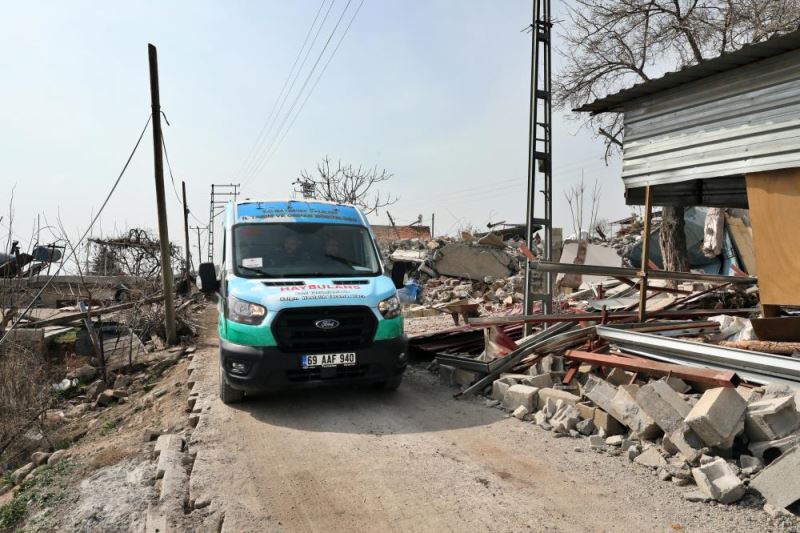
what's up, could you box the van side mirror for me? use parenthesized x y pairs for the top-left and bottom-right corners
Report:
(198, 263), (220, 293)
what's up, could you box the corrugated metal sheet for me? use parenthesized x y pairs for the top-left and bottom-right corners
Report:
(620, 49), (800, 189)
(577, 30), (800, 114)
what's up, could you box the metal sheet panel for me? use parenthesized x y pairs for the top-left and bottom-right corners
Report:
(620, 49), (800, 189)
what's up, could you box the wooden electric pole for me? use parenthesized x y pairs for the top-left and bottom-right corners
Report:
(181, 180), (191, 275)
(148, 43), (177, 346)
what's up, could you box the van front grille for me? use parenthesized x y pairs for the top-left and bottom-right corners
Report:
(271, 306), (377, 353)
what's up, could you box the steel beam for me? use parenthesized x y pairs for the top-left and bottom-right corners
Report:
(529, 261), (756, 284)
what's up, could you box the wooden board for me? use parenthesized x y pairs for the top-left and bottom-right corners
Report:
(724, 212), (757, 275)
(746, 170), (800, 305)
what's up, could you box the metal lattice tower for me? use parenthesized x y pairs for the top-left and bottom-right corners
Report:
(207, 183), (239, 263)
(523, 0), (553, 328)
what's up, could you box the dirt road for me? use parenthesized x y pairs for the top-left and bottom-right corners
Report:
(186, 326), (771, 533)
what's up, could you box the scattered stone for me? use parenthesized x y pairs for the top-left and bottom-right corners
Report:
(576, 418), (595, 436)
(634, 447), (667, 468)
(588, 435), (606, 450)
(605, 435), (624, 446)
(658, 468), (672, 481)
(86, 379), (107, 401)
(512, 406), (529, 420)
(95, 389), (117, 407)
(627, 445), (642, 462)
(484, 399), (500, 408)
(11, 462), (35, 484)
(491, 378), (514, 402)
(739, 454), (764, 472)
(533, 411), (549, 427)
(692, 458), (746, 504)
(47, 449), (67, 465)
(143, 428), (162, 442)
(550, 403), (581, 434)
(113, 374), (132, 390)
(75, 364), (97, 381)
(194, 498), (211, 509)
(685, 387), (746, 448)
(663, 424), (704, 463)
(673, 477), (691, 487)
(31, 451), (51, 466)
(764, 503), (795, 519)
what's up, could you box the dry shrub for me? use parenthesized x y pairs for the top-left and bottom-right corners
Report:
(0, 341), (53, 464)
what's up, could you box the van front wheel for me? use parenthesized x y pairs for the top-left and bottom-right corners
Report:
(219, 366), (245, 404)
(378, 375), (403, 391)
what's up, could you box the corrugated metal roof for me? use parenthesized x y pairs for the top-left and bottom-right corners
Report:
(576, 29), (800, 114)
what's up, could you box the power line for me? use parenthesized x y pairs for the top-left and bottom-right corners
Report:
(241, 0), (337, 181)
(0, 114), (152, 346)
(238, 0), (331, 180)
(161, 129), (205, 226)
(242, 0), (355, 186)
(251, 0), (367, 174)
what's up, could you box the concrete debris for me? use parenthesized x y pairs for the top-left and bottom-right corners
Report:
(512, 406), (529, 420)
(576, 418), (595, 436)
(635, 380), (692, 434)
(751, 445), (800, 510)
(634, 447), (667, 469)
(692, 458), (746, 504)
(745, 396), (800, 442)
(685, 387), (746, 448)
(502, 384), (539, 412)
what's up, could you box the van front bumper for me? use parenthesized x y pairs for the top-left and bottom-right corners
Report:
(219, 336), (408, 392)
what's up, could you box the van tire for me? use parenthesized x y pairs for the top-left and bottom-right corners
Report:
(219, 366), (245, 404)
(380, 375), (403, 391)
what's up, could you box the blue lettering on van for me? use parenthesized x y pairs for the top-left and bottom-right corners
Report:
(237, 201), (361, 225)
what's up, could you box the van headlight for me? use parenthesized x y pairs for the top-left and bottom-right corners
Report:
(227, 295), (267, 325)
(378, 295), (401, 319)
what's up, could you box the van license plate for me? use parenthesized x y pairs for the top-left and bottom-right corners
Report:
(302, 352), (357, 368)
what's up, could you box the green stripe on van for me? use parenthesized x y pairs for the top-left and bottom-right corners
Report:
(222, 320), (278, 346)
(374, 316), (403, 340)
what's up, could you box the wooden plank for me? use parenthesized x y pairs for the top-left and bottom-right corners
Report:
(725, 212), (757, 275)
(746, 169), (800, 305)
(19, 294), (165, 327)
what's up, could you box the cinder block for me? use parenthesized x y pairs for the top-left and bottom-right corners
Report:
(751, 445), (800, 509)
(524, 373), (554, 389)
(665, 376), (691, 393)
(605, 367), (634, 386)
(503, 384), (539, 411)
(491, 378), (514, 402)
(748, 433), (800, 460)
(745, 396), (800, 441)
(692, 458), (746, 504)
(582, 375), (622, 419)
(614, 385), (661, 439)
(685, 387), (746, 448)
(576, 401), (596, 421)
(593, 408), (626, 436)
(454, 368), (480, 387)
(663, 423), (703, 463)
(537, 387), (579, 407)
(635, 380), (691, 434)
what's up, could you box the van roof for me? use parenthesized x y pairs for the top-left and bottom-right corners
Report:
(232, 199), (369, 226)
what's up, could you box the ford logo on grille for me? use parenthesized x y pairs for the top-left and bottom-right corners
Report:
(314, 319), (340, 330)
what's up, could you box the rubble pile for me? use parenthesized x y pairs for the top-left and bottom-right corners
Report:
(433, 323), (800, 521)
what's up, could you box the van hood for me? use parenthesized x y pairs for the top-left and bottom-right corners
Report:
(227, 275), (397, 312)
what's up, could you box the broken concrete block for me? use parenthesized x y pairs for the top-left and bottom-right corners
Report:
(491, 378), (514, 402)
(537, 387), (579, 407)
(542, 398), (558, 418)
(751, 445), (800, 510)
(524, 373), (554, 389)
(663, 423), (704, 463)
(736, 385), (762, 404)
(503, 385), (539, 411)
(95, 389), (116, 407)
(538, 354), (564, 373)
(692, 458), (746, 504)
(454, 368), (480, 387)
(533, 411), (549, 427)
(635, 380), (692, 434)
(739, 454), (764, 472)
(512, 406), (529, 420)
(85, 379), (107, 401)
(582, 375), (620, 415)
(576, 401), (595, 421)
(665, 377), (691, 394)
(588, 435), (606, 450)
(550, 403), (581, 434)
(614, 385), (661, 439)
(605, 435), (624, 446)
(748, 433), (800, 460)
(634, 447), (667, 468)
(438, 364), (457, 387)
(434, 243), (514, 281)
(745, 396), (800, 442)
(685, 387), (746, 448)
(593, 408), (626, 436)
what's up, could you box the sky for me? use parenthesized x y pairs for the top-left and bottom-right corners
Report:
(0, 0), (628, 268)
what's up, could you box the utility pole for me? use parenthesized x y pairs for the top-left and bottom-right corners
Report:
(523, 0), (554, 334)
(148, 43), (177, 346)
(181, 180), (191, 276)
(190, 225), (205, 266)
(431, 213), (435, 238)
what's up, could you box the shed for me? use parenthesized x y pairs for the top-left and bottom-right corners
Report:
(578, 29), (800, 309)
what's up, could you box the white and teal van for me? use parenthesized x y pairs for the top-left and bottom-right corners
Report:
(198, 200), (407, 403)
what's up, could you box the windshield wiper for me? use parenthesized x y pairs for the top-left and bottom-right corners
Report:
(325, 254), (360, 269)
(237, 264), (272, 277)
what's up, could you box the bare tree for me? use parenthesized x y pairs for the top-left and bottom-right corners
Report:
(294, 156), (397, 215)
(556, 0), (800, 271)
(563, 176), (602, 241)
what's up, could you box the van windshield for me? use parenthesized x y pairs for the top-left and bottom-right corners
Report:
(233, 223), (381, 278)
